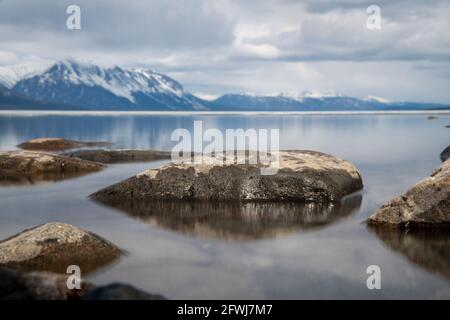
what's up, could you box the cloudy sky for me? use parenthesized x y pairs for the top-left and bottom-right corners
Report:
(0, 0), (449, 102)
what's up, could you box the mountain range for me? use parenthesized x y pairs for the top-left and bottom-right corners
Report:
(0, 60), (448, 111)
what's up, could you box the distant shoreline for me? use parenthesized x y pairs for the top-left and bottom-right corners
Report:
(1, 110), (450, 117)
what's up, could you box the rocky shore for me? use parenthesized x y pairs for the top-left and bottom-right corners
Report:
(91, 150), (363, 202)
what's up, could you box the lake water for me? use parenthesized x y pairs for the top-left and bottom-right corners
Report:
(0, 112), (449, 299)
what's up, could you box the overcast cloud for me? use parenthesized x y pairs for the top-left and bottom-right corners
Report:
(0, 0), (449, 102)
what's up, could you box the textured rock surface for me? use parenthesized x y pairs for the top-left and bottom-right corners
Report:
(0, 150), (104, 184)
(17, 138), (112, 152)
(64, 149), (171, 164)
(441, 146), (450, 162)
(91, 150), (363, 202)
(368, 160), (450, 226)
(83, 283), (166, 300)
(0, 267), (92, 300)
(0, 222), (121, 274)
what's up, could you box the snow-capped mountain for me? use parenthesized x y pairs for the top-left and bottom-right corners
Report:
(0, 59), (448, 111)
(12, 60), (208, 110)
(211, 92), (447, 111)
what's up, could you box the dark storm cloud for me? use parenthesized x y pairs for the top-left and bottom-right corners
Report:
(0, 0), (234, 51)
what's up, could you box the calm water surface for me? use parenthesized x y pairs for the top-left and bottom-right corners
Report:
(0, 113), (449, 299)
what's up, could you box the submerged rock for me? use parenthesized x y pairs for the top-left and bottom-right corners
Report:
(17, 138), (112, 152)
(64, 149), (171, 164)
(0, 222), (121, 274)
(83, 283), (166, 300)
(0, 150), (104, 185)
(94, 195), (362, 241)
(441, 146), (450, 162)
(368, 160), (450, 226)
(0, 267), (92, 300)
(91, 150), (363, 202)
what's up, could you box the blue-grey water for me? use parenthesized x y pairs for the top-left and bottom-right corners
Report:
(0, 112), (449, 299)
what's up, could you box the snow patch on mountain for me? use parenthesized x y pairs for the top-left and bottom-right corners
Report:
(364, 95), (393, 104)
(277, 90), (343, 101)
(0, 62), (50, 88)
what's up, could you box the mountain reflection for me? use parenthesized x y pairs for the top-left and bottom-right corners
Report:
(370, 226), (450, 280)
(94, 195), (362, 241)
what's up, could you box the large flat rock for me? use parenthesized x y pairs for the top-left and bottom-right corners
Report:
(368, 159), (450, 226)
(0, 150), (104, 185)
(0, 222), (121, 274)
(17, 138), (112, 152)
(91, 150), (363, 202)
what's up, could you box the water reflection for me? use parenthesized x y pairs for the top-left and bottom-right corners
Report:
(370, 226), (450, 280)
(94, 194), (362, 241)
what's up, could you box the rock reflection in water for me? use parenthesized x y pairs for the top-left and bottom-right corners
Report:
(94, 195), (362, 241)
(370, 226), (450, 280)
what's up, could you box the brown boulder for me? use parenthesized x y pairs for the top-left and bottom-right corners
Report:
(0, 222), (121, 274)
(17, 138), (112, 152)
(368, 160), (450, 226)
(0, 150), (104, 185)
(91, 150), (363, 202)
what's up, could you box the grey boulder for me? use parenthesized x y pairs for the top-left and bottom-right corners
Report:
(91, 150), (363, 203)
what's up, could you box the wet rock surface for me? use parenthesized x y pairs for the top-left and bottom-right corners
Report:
(0, 150), (104, 185)
(368, 159), (450, 226)
(17, 138), (112, 152)
(95, 195), (362, 241)
(64, 149), (171, 164)
(0, 222), (121, 274)
(91, 150), (363, 202)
